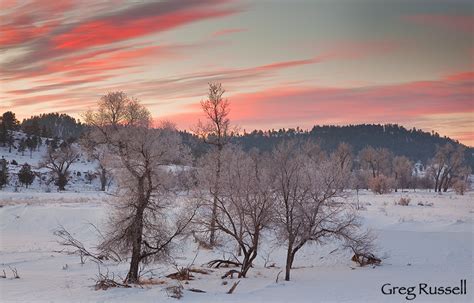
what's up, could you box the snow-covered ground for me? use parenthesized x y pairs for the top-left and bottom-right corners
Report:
(0, 132), (105, 193)
(0, 190), (472, 302)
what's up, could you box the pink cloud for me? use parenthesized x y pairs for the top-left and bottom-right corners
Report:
(211, 28), (247, 37)
(53, 8), (237, 51)
(163, 71), (473, 145)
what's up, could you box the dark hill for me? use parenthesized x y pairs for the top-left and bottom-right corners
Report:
(182, 124), (473, 168)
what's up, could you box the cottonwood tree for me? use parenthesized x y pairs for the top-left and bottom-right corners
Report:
(85, 93), (194, 284)
(197, 146), (274, 277)
(84, 91), (150, 132)
(392, 156), (412, 191)
(273, 140), (373, 281)
(39, 144), (79, 191)
(331, 142), (353, 189)
(430, 143), (467, 192)
(358, 146), (392, 178)
(194, 83), (234, 247)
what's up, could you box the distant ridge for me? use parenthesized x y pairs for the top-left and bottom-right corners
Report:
(182, 123), (473, 168)
(3, 112), (472, 168)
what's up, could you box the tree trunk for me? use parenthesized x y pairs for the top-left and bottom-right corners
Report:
(436, 177), (440, 192)
(209, 195), (218, 246)
(127, 234), (142, 283)
(57, 173), (66, 191)
(442, 175), (451, 192)
(100, 168), (107, 191)
(209, 146), (223, 247)
(239, 235), (259, 278)
(126, 180), (146, 284)
(285, 244), (295, 281)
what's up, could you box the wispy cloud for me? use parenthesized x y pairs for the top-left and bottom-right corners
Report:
(211, 28), (247, 37)
(164, 71), (474, 145)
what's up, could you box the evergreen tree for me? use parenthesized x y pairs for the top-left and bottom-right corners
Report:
(18, 139), (26, 156)
(18, 163), (35, 188)
(2, 111), (19, 131)
(0, 122), (7, 146)
(26, 136), (37, 158)
(0, 157), (8, 189)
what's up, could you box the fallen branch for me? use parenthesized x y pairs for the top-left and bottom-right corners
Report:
(227, 281), (240, 294)
(221, 269), (240, 279)
(54, 225), (103, 264)
(166, 268), (194, 281)
(94, 267), (130, 290)
(275, 270), (282, 283)
(9, 266), (19, 279)
(188, 288), (206, 293)
(207, 259), (241, 268)
(351, 253), (381, 267)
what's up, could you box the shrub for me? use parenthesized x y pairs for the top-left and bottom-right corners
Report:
(369, 175), (393, 194)
(453, 180), (469, 195)
(11, 159), (18, 165)
(397, 197), (411, 206)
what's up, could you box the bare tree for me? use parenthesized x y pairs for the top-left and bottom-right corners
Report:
(194, 83), (234, 247)
(429, 143), (450, 192)
(440, 145), (465, 192)
(197, 146), (274, 277)
(39, 144), (79, 190)
(273, 140), (374, 281)
(81, 137), (113, 191)
(331, 142), (353, 189)
(392, 156), (413, 192)
(428, 144), (468, 193)
(84, 93), (194, 284)
(83, 91), (151, 133)
(358, 146), (392, 178)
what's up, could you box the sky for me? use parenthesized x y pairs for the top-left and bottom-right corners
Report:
(1, 0), (473, 145)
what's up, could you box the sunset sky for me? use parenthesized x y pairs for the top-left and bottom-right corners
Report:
(1, 0), (473, 145)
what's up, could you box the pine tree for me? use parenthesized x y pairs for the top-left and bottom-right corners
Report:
(18, 163), (35, 188)
(26, 136), (37, 158)
(2, 112), (19, 131)
(18, 139), (26, 156)
(0, 157), (8, 189)
(0, 122), (7, 146)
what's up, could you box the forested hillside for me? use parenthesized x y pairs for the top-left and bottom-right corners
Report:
(2, 111), (472, 168)
(182, 124), (473, 168)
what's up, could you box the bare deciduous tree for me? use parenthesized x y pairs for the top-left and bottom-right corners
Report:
(331, 142), (353, 189)
(39, 144), (80, 190)
(358, 146), (392, 178)
(81, 137), (113, 191)
(84, 93), (194, 284)
(194, 83), (235, 247)
(430, 144), (467, 192)
(198, 146), (274, 277)
(273, 140), (374, 281)
(392, 156), (413, 191)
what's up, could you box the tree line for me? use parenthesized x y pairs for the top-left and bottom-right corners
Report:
(0, 85), (471, 288)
